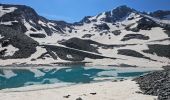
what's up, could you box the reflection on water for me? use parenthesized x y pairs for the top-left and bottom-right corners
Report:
(0, 66), (151, 90)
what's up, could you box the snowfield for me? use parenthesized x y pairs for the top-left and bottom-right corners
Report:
(0, 4), (169, 68)
(0, 80), (157, 100)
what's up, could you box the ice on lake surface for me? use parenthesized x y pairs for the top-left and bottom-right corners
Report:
(0, 65), (159, 90)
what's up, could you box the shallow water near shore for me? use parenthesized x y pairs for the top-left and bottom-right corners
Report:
(0, 65), (161, 90)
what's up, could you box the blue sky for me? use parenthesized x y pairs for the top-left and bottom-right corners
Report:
(0, 0), (170, 23)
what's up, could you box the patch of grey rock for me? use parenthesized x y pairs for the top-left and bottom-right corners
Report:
(134, 66), (170, 100)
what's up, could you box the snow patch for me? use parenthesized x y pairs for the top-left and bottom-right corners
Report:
(0, 45), (19, 56)
(0, 6), (17, 17)
(2, 70), (17, 79)
(29, 69), (45, 77)
(67, 54), (73, 59)
(0, 20), (18, 25)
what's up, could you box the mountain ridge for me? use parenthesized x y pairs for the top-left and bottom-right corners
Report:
(0, 3), (169, 67)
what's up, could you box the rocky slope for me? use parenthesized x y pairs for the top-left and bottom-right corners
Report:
(134, 66), (170, 100)
(0, 4), (169, 67)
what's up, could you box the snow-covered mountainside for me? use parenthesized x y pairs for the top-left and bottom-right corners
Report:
(0, 4), (169, 67)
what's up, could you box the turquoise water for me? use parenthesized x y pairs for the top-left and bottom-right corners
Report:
(0, 66), (151, 90)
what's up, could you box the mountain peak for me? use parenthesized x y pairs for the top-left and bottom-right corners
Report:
(105, 5), (135, 22)
(114, 5), (133, 10)
(78, 5), (136, 24)
(0, 3), (39, 22)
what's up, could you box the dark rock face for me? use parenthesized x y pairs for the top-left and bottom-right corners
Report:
(130, 28), (140, 32)
(111, 30), (121, 35)
(80, 16), (92, 24)
(143, 44), (170, 59)
(49, 20), (73, 33)
(76, 97), (83, 100)
(59, 38), (99, 53)
(42, 45), (110, 61)
(164, 29), (170, 37)
(125, 23), (140, 32)
(82, 34), (94, 38)
(58, 38), (123, 54)
(0, 4), (39, 22)
(94, 23), (110, 31)
(1, 40), (10, 47)
(101, 5), (134, 23)
(73, 16), (92, 26)
(29, 33), (46, 38)
(0, 25), (38, 59)
(37, 50), (58, 60)
(121, 34), (149, 41)
(134, 69), (170, 100)
(0, 49), (7, 56)
(117, 49), (151, 59)
(150, 10), (170, 19)
(0, 4), (70, 36)
(0, 4), (40, 34)
(137, 18), (159, 30)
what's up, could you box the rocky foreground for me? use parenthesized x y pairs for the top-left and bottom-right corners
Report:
(134, 66), (170, 100)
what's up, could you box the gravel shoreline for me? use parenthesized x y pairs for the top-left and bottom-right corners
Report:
(134, 66), (170, 100)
